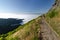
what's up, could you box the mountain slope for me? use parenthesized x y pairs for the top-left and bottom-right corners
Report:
(44, 0), (60, 37)
(0, 16), (41, 40)
(8, 0), (60, 40)
(0, 0), (60, 40)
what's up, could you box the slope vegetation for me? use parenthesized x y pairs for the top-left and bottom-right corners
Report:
(44, 0), (60, 37)
(0, 16), (41, 40)
(0, 0), (60, 40)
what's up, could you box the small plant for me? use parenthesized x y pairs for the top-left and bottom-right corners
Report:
(47, 9), (58, 18)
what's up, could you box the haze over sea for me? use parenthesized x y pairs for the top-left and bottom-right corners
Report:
(0, 0), (55, 24)
(0, 13), (40, 24)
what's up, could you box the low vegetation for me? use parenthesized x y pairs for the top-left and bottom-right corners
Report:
(0, 16), (41, 40)
(44, 3), (60, 36)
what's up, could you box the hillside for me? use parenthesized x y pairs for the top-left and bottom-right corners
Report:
(0, 0), (60, 40)
(44, 0), (60, 37)
(0, 18), (23, 34)
(0, 16), (41, 40)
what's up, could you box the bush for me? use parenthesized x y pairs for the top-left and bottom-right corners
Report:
(48, 10), (58, 18)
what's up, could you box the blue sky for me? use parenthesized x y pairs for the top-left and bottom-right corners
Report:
(0, 0), (55, 14)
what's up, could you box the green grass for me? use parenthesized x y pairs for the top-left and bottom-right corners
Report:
(45, 9), (58, 18)
(44, 6), (60, 37)
(0, 16), (41, 40)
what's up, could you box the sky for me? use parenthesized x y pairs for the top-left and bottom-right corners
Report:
(0, 0), (55, 23)
(0, 0), (55, 14)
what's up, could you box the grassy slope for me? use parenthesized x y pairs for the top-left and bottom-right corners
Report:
(0, 0), (59, 40)
(0, 16), (41, 40)
(8, 0), (60, 40)
(44, 0), (60, 36)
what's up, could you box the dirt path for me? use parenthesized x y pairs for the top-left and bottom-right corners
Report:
(40, 18), (60, 40)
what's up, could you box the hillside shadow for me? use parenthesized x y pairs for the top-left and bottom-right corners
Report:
(0, 18), (24, 34)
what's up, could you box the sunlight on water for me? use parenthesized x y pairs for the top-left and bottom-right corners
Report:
(0, 13), (40, 24)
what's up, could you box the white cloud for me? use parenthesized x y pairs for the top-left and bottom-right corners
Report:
(0, 13), (40, 23)
(0, 13), (27, 18)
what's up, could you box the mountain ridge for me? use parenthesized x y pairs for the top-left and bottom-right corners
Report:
(0, 0), (60, 40)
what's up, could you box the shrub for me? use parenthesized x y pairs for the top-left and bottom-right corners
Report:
(47, 10), (58, 18)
